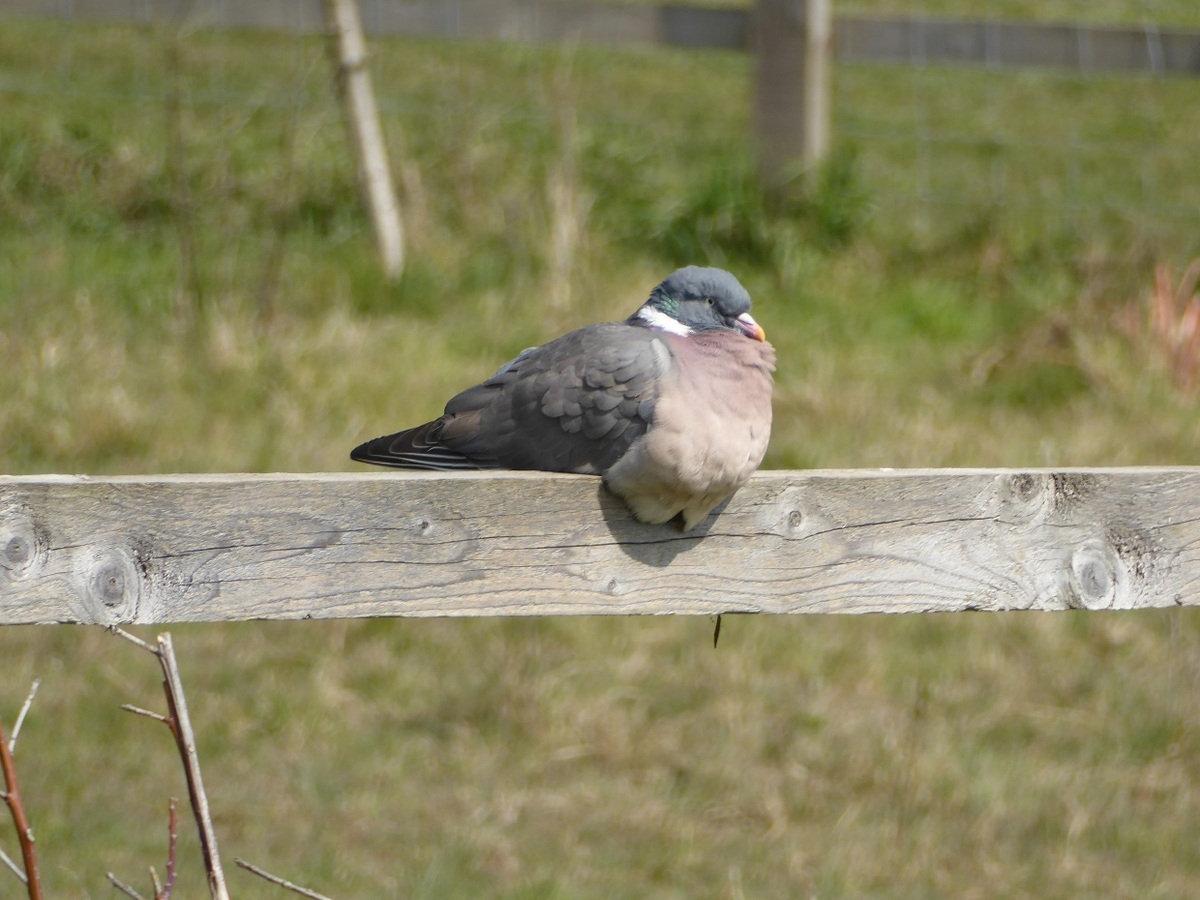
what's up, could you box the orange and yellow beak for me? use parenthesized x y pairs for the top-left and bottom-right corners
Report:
(735, 312), (766, 342)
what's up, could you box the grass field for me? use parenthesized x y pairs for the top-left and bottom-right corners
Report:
(843, 0), (1200, 27)
(3, 13), (1200, 898)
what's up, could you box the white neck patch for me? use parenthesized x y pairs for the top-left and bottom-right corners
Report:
(635, 306), (692, 336)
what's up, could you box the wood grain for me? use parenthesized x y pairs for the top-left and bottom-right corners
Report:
(2, 470), (1199, 625)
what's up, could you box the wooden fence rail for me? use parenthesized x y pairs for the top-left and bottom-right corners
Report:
(2, 469), (1198, 626)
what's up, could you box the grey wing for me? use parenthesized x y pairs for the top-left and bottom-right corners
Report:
(443, 323), (670, 473)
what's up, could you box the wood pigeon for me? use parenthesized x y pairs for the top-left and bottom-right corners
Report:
(351, 266), (775, 530)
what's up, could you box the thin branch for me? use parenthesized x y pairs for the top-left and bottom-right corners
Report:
(113, 629), (230, 900)
(0, 715), (41, 899)
(156, 634), (230, 900)
(9, 681), (39, 754)
(107, 872), (147, 900)
(0, 843), (27, 884)
(235, 858), (335, 900)
(110, 796), (180, 900)
(107, 626), (160, 655)
(156, 798), (178, 900)
(120, 704), (172, 726)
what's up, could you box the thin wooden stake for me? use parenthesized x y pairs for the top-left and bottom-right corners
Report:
(324, 0), (405, 279)
(754, 0), (833, 192)
(802, 0), (832, 179)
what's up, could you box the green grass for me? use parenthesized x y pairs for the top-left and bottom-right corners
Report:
(603, 0), (1200, 28)
(840, 0), (1200, 28)
(3, 14), (1200, 898)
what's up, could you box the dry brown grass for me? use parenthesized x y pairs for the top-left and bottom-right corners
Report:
(1119, 260), (1200, 394)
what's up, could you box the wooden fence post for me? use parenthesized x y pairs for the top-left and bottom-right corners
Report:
(324, 0), (405, 280)
(753, 0), (833, 193)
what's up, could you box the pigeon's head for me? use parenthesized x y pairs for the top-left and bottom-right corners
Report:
(633, 266), (766, 341)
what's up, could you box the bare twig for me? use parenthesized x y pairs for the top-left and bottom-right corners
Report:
(0, 843), (28, 884)
(107, 626), (160, 655)
(9, 681), (39, 754)
(0, 711), (42, 898)
(120, 704), (173, 726)
(157, 633), (230, 900)
(157, 798), (178, 900)
(107, 871), (147, 900)
(110, 796), (179, 900)
(111, 629), (230, 900)
(236, 858), (335, 900)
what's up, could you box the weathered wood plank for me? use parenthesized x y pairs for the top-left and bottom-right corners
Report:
(2, 470), (1199, 625)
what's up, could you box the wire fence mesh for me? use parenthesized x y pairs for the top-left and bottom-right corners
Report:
(1, 0), (1197, 263)
(833, 2), (1199, 249)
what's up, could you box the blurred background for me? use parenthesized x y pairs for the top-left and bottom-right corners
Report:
(2, 0), (1199, 895)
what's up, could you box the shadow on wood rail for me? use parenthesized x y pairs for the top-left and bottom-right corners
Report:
(1, 469), (1197, 626)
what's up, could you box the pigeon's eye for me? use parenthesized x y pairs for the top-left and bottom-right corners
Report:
(705, 297), (715, 307)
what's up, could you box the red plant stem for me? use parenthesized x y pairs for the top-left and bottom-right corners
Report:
(0, 718), (42, 900)
(158, 798), (178, 900)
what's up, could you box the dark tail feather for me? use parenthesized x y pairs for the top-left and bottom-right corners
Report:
(350, 420), (482, 470)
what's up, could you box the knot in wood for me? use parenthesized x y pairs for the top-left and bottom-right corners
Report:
(92, 560), (128, 606)
(994, 472), (1097, 525)
(4, 533), (31, 568)
(0, 511), (41, 579)
(390, 510), (472, 564)
(1009, 473), (1039, 501)
(993, 472), (1053, 521)
(76, 545), (143, 623)
(1065, 540), (1127, 610)
(5, 535), (28, 564)
(768, 487), (814, 539)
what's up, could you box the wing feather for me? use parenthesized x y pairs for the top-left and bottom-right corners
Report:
(349, 323), (671, 473)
